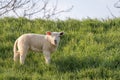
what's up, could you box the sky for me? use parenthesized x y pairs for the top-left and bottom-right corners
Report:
(53, 0), (120, 20)
(3, 0), (120, 20)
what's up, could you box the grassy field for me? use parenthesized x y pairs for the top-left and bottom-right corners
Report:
(0, 17), (120, 80)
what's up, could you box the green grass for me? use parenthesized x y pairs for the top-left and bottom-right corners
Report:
(0, 17), (120, 80)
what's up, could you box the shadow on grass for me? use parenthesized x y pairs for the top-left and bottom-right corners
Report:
(54, 55), (102, 72)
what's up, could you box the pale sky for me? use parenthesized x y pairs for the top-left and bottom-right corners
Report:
(54, 0), (120, 20)
(4, 0), (120, 20)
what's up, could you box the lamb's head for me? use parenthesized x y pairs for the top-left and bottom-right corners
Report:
(45, 31), (64, 46)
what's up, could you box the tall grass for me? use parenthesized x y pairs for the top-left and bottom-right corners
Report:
(0, 17), (120, 80)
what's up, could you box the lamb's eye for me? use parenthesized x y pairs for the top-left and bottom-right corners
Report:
(58, 35), (61, 37)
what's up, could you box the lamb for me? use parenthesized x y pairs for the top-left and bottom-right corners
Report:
(13, 31), (64, 64)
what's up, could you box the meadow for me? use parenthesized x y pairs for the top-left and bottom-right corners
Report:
(0, 17), (120, 80)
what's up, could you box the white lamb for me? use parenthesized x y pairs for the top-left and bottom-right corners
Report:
(13, 31), (64, 64)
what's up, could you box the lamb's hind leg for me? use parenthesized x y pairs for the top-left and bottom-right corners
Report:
(19, 50), (28, 65)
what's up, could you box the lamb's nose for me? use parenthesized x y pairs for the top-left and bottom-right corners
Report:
(54, 40), (57, 44)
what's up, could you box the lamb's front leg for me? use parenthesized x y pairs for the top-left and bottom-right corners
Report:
(43, 51), (51, 64)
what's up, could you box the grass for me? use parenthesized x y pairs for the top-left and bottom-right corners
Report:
(0, 17), (120, 80)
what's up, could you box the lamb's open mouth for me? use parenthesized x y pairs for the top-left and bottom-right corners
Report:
(54, 40), (57, 45)
(51, 40), (57, 46)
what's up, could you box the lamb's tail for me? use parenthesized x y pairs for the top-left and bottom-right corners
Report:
(13, 39), (18, 54)
(13, 39), (19, 61)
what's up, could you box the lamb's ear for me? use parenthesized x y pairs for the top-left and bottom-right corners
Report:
(46, 31), (51, 35)
(60, 32), (64, 36)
